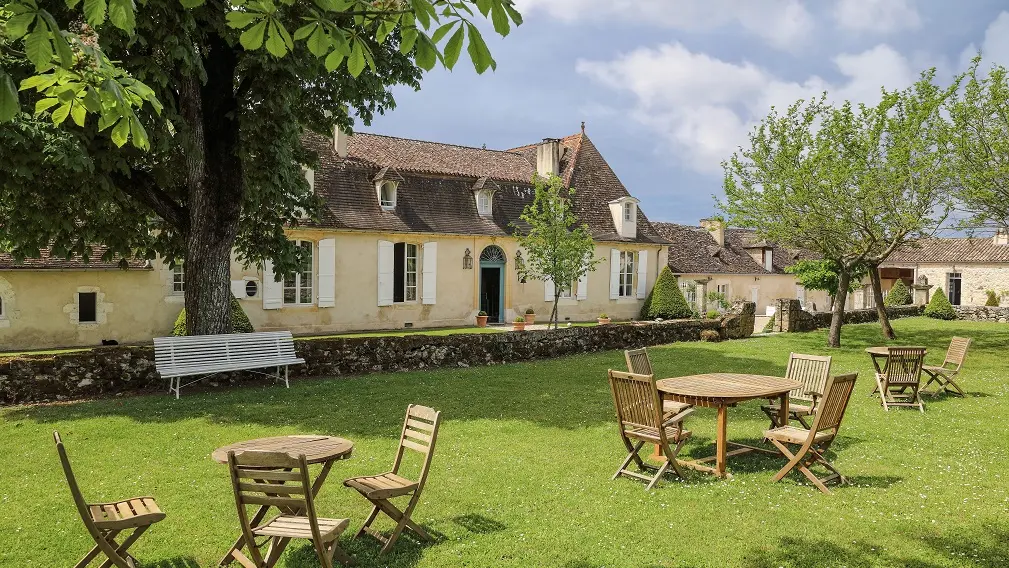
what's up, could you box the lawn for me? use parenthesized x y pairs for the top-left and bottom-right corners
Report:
(2, 317), (1008, 567)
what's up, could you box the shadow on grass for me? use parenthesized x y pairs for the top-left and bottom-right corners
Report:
(143, 557), (201, 568)
(452, 513), (506, 535)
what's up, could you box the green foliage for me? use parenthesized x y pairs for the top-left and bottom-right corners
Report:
(515, 174), (602, 328)
(762, 315), (775, 333)
(706, 291), (730, 311)
(986, 290), (1000, 307)
(706, 310), (720, 319)
(647, 267), (693, 320)
(884, 280), (911, 306)
(924, 287), (957, 320)
(173, 297), (254, 336)
(786, 260), (866, 297)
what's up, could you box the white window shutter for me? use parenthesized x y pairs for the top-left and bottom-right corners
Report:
(609, 249), (620, 300)
(263, 260), (283, 310)
(422, 242), (437, 305)
(318, 238), (336, 307)
(637, 249), (649, 299)
(544, 277), (555, 301)
(230, 280), (245, 299)
(577, 271), (588, 300)
(377, 240), (394, 306)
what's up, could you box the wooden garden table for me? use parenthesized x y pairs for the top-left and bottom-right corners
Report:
(866, 346), (926, 394)
(656, 373), (801, 478)
(212, 435), (354, 567)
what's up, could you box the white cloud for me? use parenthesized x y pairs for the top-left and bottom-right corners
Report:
(833, 0), (921, 34)
(577, 43), (917, 174)
(512, 0), (814, 50)
(959, 11), (1009, 71)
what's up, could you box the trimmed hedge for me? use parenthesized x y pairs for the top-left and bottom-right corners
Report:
(884, 280), (911, 306)
(985, 290), (1000, 307)
(924, 287), (957, 320)
(647, 267), (693, 320)
(173, 297), (255, 336)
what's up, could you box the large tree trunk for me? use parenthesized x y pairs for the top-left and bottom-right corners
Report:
(868, 262), (895, 340)
(827, 269), (851, 348)
(180, 33), (244, 336)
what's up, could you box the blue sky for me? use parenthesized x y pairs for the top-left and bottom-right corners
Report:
(366, 0), (1009, 226)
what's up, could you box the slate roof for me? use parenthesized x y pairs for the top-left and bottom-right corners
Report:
(654, 223), (817, 275)
(305, 130), (667, 244)
(885, 237), (1009, 264)
(0, 247), (150, 270)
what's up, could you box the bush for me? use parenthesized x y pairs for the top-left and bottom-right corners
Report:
(706, 310), (720, 319)
(173, 296), (255, 336)
(647, 267), (693, 320)
(985, 290), (999, 307)
(700, 329), (721, 342)
(924, 288), (957, 320)
(762, 315), (775, 333)
(884, 280), (911, 306)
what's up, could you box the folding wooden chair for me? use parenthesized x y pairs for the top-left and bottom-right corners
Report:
(875, 347), (927, 412)
(344, 405), (441, 555)
(764, 373), (858, 494)
(607, 370), (693, 490)
(624, 347), (692, 417)
(54, 431), (166, 568)
(761, 353), (832, 428)
(227, 450), (353, 568)
(922, 337), (971, 397)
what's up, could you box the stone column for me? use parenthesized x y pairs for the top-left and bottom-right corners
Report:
(694, 278), (711, 314)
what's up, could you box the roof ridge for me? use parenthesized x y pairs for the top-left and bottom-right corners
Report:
(507, 132), (582, 153)
(353, 132), (527, 156)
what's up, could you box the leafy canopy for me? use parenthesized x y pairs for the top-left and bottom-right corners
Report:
(785, 260), (866, 298)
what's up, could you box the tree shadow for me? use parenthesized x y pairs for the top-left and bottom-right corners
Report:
(452, 513), (506, 535)
(141, 557), (201, 568)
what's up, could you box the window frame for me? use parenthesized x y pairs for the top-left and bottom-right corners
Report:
(557, 280), (575, 299)
(172, 264), (185, 294)
(283, 240), (314, 306)
(623, 202), (634, 222)
(477, 191), (492, 215)
(78, 292), (98, 323)
(680, 280), (697, 306)
(379, 181), (398, 209)
(393, 242), (419, 303)
(617, 250), (636, 298)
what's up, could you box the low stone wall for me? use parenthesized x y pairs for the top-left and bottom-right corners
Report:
(953, 306), (1009, 322)
(0, 302), (756, 406)
(775, 299), (924, 333)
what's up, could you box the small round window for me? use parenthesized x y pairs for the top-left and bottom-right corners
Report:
(245, 280), (259, 298)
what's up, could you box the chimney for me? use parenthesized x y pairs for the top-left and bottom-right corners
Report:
(995, 229), (1009, 246)
(333, 126), (350, 158)
(536, 138), (561, 178)
(700, 218), (725, 247)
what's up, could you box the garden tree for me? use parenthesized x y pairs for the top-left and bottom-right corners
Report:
(173, 297), (253, 335)
(721, 71), (956, 347)
(515, 174), (602, 330)
(884, 279), (911, 306)
(949, 58), (1009, 232)
(0, 0), (522, 335)
(785, 260), (866, 309)
(924, 287), (957, 320)
(646, 266), (692, 320)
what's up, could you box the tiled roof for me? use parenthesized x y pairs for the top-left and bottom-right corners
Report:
(0, 247), (150, 270)
(654, 223), (817, 274)
(886, 237), (1009, 264)
(306, 130), (667, 244)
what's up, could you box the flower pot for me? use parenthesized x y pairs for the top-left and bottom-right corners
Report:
(597, 318), (611, 325)
(524, 314), (535, 325)
(476, 315), (489, 328)
(513, 322), (526, 331)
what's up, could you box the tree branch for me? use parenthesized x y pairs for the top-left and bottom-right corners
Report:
(113, 170), (189, 233)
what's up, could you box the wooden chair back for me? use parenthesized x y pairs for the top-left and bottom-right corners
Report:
(227, 450), (319, 566)
(624, 348), (654, 376)
(808, 373), (858, 437)
(53, 431), (103, 540)
(391, 405), (441, 491)
(883, 347), (926, 386)
(608, 370), (666, 442)
(943, 337), (971, 370)
(784, 353), (832, 403)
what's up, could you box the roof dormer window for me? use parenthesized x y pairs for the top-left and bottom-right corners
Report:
(608, 196), (640, 239)
(623, 201), (634, 222)
(477, 190), (492, 216)
(378, 180), (398, 210)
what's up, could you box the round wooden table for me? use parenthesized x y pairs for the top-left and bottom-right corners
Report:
(865, 346), (927, 392)
(213, 435), (353, 566)
(656, 373), (801, 478)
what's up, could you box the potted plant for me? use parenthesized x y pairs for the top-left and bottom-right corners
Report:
(476, 311), (489, 328)
(513, 316), (526, 331)
(524, 307), (536, 325)
(597, 313), (611, 325)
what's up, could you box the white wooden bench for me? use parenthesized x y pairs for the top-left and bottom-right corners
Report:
(154, 331), (305, 399)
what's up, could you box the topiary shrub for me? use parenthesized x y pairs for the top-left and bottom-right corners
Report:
(985, 290), (1000, 307)
(173, 296), (255, 336)
(924, 287), (957, 320)
(647, 267), (694, 320)
(884, 280), (911, 306)
(762, 315), (775, 333)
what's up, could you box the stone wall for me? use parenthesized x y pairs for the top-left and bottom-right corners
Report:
(774, 299), (924, 333)
(0, 303), (755, 406)
(953, 306), (1009, 322)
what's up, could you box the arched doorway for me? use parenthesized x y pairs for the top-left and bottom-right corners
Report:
(479, 245), (507, 323)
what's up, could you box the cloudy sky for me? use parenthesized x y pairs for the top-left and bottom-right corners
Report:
(366, 0), (1009, 226)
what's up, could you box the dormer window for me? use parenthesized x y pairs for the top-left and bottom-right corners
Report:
(608, 196), (640, 239)
(471, 176), (499, 218)
(623, 202), (634, 222)
(378, 180), (398, 210)
(477, 190), (492, 216)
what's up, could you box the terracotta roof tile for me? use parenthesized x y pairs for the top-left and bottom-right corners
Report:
(0, 246), (150, 270)
(886, 237), (1009, 264)
(654, 223), (817, 274)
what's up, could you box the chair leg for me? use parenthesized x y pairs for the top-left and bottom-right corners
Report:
(769, 440), (801, 483)
(665, 439), (688, 479)
(90, 529), (133, 568)
(76, 530), (120, 568)
(329, 541), (355, 566)
(613, 441), (645, 480)
(795, 414), (811, 429)
(355, 505), (381, 539)
(644, 459), (670, 491)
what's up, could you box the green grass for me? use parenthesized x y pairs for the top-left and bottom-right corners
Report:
(3, 317), (1008, 567)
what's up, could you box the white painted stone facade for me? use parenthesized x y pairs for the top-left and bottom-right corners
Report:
(882, 263), (1009, 306)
